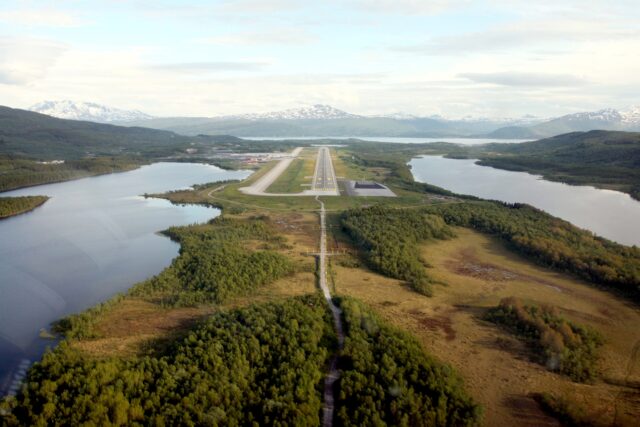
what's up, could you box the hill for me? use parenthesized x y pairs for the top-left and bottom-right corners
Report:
(489, 107), (640, 138)
(0, 106), (193, 159)
(475, 130), (640, 200)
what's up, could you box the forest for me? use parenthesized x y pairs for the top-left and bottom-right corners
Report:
(341, 206), (454, 296)
(134, 217), (296, 306)
(0, 195), (48, 218)
(53, 217), (296, 339)
(485, 297), (602, 382)
(3, 297), (334, 426)
(335, 297), (481, 426)
(3, 295), (483, 426)
(0, 156), (141, 192)
(340, 201), (640, 304)
(423, 201), (640, 301)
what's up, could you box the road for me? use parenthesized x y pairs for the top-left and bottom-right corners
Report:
(312, 147), (338, 193)
(316, 196), (344, 427)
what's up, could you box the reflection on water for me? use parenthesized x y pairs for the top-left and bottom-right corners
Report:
(410, 156), (640, 246)
(0, 162), (250, 395)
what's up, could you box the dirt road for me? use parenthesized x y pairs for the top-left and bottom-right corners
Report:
(317, 196), (344, 427)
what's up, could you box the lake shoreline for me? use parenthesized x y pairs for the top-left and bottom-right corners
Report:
(0, 196), (49, 220)
(0, 162), (250, 397)
(0, 164), (143, 194)
(409, 155), (640, 247)
(473, 158), (640, 202)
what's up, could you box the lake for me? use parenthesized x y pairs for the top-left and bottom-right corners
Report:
(0, 162), (251, 396)
(244, 136), (531, 145)
(409, 156), (640, 246)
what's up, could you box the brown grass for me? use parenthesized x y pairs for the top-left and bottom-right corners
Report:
(72, 212), (321, 359)
(333, 227), (640, 426)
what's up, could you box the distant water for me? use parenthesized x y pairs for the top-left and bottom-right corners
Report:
(0, 163), (251, 396)
(410, 156), (640, 246)
(243, 136), (531, 145)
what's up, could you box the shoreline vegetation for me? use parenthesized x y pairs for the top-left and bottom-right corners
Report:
(0, 156), (144, 193)
(474, 157), (640, 202)
(0, 196), (49, 219)
(429, 130), (640, 201)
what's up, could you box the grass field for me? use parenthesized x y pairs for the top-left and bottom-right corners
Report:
(266, 148), (316, 193)
(332, 226), (640, 426)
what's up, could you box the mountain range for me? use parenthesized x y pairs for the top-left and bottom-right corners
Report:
(30, 100), (153, 123)
(28, 101), (640, 139)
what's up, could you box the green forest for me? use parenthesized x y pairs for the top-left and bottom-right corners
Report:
(131, 217), (296, 306)
(3, 297), (334, 426)
(486, 298), (602, 382)
(0, 156), (141, 192)
(423, 202), (640, 301)
(339, 201), (640, 304)
(341, 206), (454, 296)
(2, 295), (482, 426)
(0, 195), (48, 218)
(335, 297), (481, 426)
(54, 217), (297, 339)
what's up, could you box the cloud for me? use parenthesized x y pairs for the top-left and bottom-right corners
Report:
(355, 0), (471, 15)
(458, 71), (588, 87)
(148, 61), (269, 73)
(0, 38), (67, 85)
(199, 28), (317, 46)
(393, 20), (640, 55)
(134, 0), (300, 22)
(215, 0), (300, 14)
(0, 8), (83, 27)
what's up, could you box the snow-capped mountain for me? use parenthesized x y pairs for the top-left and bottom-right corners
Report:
(29, 100), (153, 123)
(486, 106), (640, 138)
(561, 108), (623, 124)
(621, 105), (640, 125)
(231, 104), (357, 121)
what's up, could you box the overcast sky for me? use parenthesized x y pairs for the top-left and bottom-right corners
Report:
(1, 0), (639, 118)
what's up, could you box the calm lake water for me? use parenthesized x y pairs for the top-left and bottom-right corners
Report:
(244, 136), (531, 145)
(0, 163), (250, 395)
(410, 156), (640, 246)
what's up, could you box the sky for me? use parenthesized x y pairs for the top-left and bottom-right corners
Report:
(1, 0), (639, 118)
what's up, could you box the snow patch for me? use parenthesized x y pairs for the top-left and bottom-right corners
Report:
(29, 100), (153, 123)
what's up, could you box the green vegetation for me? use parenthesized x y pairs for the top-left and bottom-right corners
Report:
(343, 142), (476, 198)
(336, 297), (481, 426)
(423, 202), (640, 301)
(266, 154), (315, 193)
(53, 217), (296, 339)
(52, 295), (126, 339)
(132, 217), (295, 306)
(267, 158), (305, 193)
(3, 296), (334, 426)
(345, 131), (640, 202)
(0, 195), (48, 218)
(486, 298), (602, 382)
(442, 130), (640, 201)
(341, 206), (454, 296)
(533, 393), (598, 427)
(0, 156), (142, 192)
(3, 295), (484, 426)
